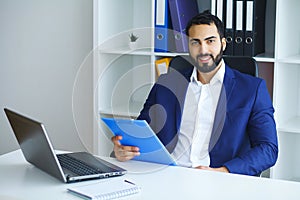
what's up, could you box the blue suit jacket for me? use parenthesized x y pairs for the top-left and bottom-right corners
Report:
(137, 64), (278, 175)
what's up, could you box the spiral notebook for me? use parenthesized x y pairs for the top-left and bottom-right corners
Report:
(67, 179), (141, 200)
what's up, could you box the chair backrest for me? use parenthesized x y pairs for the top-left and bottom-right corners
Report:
(168, 55), (258, 77)
(168, 55), (193, 74)
(223, 55), (258, 77)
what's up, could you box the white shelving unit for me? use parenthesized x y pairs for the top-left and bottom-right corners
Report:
(271, 0), (300, 181)
(93, 0), (155, 157)
(93, 0), (300, 182)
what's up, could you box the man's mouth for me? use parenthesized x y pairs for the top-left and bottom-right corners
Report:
(197, 55), (212, 63)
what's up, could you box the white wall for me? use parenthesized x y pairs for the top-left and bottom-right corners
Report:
(0, 0), (93, 155)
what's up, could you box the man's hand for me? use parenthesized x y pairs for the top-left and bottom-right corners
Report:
(195, 166), (229, 173)
(111, 135), (140, 162)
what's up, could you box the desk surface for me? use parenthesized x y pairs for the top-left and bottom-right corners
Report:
(1, 150), (300, 200)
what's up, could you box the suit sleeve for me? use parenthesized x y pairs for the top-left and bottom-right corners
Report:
(223, 80), (278, 175)
(137, 83), (158, 123)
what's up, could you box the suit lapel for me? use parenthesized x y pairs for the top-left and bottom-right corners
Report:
(160, 67), (191, 152)
(223, 65), (236, 103)
(209, 65), (236, 152)
(171, 67), (193, 131)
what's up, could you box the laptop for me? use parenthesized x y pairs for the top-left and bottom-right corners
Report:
(102, 117), (177, 166)
(4, 108), (127, 183)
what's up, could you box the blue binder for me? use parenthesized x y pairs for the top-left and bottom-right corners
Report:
(154, 0), (171, 52)
(168, 0), (199, 53)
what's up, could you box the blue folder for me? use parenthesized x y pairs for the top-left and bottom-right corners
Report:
(154, 0), (171, 52)
(101, 117), (177, 166)
(168, 0), (199, 52)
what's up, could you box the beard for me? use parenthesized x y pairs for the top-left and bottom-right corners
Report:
(190, 46), (223, 73)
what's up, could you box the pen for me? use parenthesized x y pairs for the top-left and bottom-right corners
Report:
(124, 179), (136, 185)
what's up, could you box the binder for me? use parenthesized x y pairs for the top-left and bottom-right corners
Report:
(244, 0), (266, 57)
(197, 0), (213, 13)
(168, 0), (199, 53)
(216, 0), (224, 22)
(155, 57), (172, 76)
(223, 0), (235, 55)
(211, 0), (216, 15)
(233, 0), (244, 56)
(154, 0), (170, 52)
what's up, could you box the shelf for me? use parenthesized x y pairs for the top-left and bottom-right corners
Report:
(99, 49), (277, 62)
(154, 52), (189, 57)
(100, 48), (190, 58)
(254, 52), (275, 62)
(290, 177), (300, 182)
(277, 116), (300, 133)
(277, 55), (300, 64)
(99, 102), (143, 119)
(100, 109), (139, 119)
(99, 47), (153, 56)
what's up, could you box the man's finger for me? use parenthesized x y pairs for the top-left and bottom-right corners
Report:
(111, 135), (122, 145)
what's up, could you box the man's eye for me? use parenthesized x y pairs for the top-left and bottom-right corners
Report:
(191, 41), (199, 46)
(208, 39), (215, 43)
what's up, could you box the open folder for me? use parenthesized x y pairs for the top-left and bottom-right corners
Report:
(102, 117), (177, 166)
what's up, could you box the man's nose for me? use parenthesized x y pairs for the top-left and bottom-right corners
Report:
(198, 43), (209, 54)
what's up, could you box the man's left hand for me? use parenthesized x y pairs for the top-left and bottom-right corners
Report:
(195, 166), (229, 173)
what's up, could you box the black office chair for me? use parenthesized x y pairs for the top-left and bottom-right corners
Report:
(223, 55), (258, 77)
(168, 55), (258, 77)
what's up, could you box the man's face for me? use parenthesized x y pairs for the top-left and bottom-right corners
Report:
(188, 24), (226, 73)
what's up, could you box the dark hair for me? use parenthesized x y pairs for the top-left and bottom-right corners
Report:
(185, 10), (224, 39)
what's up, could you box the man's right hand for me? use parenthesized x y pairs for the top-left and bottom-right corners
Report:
(111, 135), (140, 162)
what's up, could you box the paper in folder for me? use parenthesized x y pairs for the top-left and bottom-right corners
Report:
(155, 57), (172, 76)
(102, 117), (177, 166)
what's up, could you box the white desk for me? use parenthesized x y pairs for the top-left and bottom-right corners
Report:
(1, 150), (300, 200)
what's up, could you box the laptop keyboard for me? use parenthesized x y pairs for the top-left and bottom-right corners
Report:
(57, 154), (102, 176)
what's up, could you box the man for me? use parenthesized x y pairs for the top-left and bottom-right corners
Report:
(112, 11), (278, 176)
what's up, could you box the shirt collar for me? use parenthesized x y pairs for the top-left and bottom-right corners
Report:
(190, 59), (225, 85)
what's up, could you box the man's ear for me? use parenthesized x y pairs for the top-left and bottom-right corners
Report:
(221, 37), (226, 51)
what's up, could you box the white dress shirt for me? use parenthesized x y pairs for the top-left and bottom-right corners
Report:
(172, 60), (225, 168)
